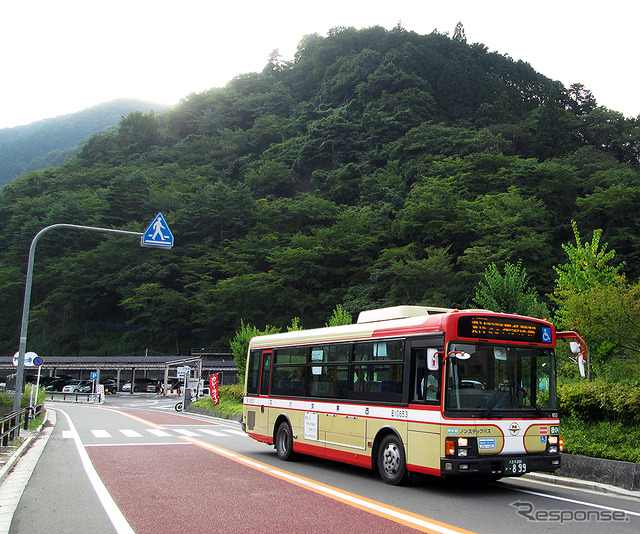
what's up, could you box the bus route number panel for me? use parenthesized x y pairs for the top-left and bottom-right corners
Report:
(457, 316), (552, 344)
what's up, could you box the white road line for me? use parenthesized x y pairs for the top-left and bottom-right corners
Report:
(146, 429), (171, 437)
(119, 429), (143, 438)
(85, 442), (191, 448)
(172, 429), (201, 437)
(55, 408), (135, 534)
(91, 430), (112, 438)
(197, 429), (227, 437)
(219, 428), (247, 436)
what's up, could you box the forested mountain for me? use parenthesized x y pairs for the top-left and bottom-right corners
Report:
(0, 99), (170, 187)
(1, 25), (639, 357)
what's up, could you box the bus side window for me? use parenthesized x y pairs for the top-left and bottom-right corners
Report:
(259, 351), (272, 396)
(414, 348), (440, 403)
(246, 350), (260, 395)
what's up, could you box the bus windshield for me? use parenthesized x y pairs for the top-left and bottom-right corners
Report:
(445, 342), (556, 415)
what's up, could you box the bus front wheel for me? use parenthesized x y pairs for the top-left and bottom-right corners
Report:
(377, 434), (408, 485)
(275, 422), (295, 461)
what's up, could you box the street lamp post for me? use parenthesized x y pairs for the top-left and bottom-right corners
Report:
(13, 224), (145, 412)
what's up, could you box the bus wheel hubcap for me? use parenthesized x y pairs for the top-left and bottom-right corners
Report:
(382, 443), (400, 475)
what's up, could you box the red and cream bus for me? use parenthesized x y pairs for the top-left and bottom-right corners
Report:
(242, 306), (585, 484)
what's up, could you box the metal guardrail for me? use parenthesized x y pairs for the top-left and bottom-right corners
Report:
(1, 403), (44, 447)
(47, 392), (103, 404)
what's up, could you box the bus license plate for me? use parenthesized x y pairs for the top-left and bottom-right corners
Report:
(505, 458), (528, 475)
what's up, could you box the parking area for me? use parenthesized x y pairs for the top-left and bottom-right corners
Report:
(0, 353), (238, 396)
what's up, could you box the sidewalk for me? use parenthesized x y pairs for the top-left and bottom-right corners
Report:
(0, 428), (39, 486)
(0, 411), (54, 534)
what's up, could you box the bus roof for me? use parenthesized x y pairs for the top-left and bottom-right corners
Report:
(248, 306), (455, 349)
(247, 306), (556, 350)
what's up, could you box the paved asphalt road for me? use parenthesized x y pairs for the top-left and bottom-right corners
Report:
(4, 394), (640, 533)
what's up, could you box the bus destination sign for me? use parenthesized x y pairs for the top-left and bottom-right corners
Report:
(458, 316), (552, 343)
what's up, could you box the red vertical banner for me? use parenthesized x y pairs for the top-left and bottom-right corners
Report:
(209, 374), (220, 405)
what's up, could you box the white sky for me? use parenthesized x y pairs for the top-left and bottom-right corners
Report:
(1, 0), (638, 129)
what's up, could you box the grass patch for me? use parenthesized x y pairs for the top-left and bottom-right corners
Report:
(191, 384), (243, 418)
(28, 413), (45, 431)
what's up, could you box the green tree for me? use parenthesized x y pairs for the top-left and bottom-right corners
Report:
(118, 111), (161, 156)
(368, 245), (454, 307)
(325, 304), (352, 327)
(458, 187), (552, 291)
(553, 220), (622, 297)
(244, 160), (298, 197)
(553, 221), (627, 375)
(473, 261), (548, 318)
(287, 317), (303, 331)
(120, 283), (190, 355)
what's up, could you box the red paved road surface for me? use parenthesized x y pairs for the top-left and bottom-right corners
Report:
(89, 440), (424, 533)
(87, 409), (431, 533)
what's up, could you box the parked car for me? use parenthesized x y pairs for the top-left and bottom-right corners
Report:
(99, 378), (118, 394)
(121, 377), (157, 392)
(62, 380), (93, 393)
(146, 380), (164, 393)
(45, 378), (70, 392)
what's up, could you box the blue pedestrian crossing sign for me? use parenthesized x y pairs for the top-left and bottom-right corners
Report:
(141, 213), (174, 248)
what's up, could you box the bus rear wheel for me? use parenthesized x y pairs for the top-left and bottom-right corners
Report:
(275, 422), (295, 461)
(377, 434), (408, 485)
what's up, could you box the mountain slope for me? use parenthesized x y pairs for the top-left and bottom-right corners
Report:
(0, 99), (171, 187)
(0, 26), (638, 356)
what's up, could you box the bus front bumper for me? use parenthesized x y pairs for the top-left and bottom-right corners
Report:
(440, 454), (561, 477)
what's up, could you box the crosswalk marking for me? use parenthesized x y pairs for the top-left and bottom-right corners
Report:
(147, 429), (171, 437)
(219, 428), (246, 436)
(172, 429), (200, 437)
(197, 429), (227, 437)
(83, 427), (247, 442)
(119, 429), (143, 438)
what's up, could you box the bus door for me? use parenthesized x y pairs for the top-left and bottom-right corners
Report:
(245, 350), (272, 442)
(407, 338), (443, 471)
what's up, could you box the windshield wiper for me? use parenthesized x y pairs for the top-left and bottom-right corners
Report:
(518, 386), (545, 417)
(481, 390), (507, 417)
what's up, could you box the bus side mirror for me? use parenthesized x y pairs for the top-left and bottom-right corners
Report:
(569, 341), (586, 377)
(578, 354), (586, 378)
(427, 348), (440, 371)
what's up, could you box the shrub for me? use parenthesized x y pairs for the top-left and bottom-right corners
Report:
(558, 380), (640, 424)
(221, 383), (244, 403)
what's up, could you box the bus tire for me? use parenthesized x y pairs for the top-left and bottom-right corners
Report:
(275, 422), (295, 461)
(377, 434), (408, 485)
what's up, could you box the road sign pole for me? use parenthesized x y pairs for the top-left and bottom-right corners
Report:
(182, 370), (188, 412)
